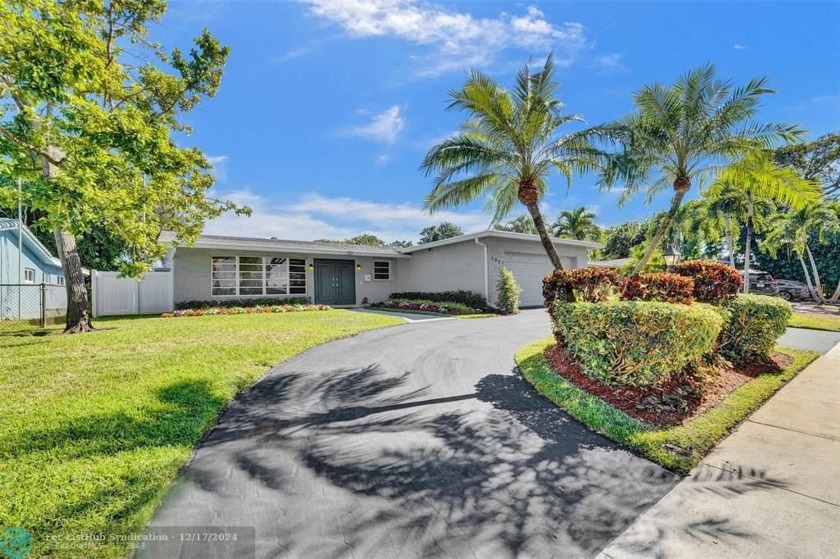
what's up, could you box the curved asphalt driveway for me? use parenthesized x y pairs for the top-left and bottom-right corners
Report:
(145, 310), (679, 559)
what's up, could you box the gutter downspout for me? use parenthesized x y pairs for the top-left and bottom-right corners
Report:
(475, 237), (489, 303)
(17, 178), (22, 320)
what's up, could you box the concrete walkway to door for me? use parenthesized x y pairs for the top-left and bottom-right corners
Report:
(598, 340), (840, 559)
(144, 309), (678, 559)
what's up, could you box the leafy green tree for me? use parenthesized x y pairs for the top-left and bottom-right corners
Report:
(346, 234), (385, 246)
(418, 222), (464, 244)
(601, 221), (648, 259)
(774, 132), (840, 199)
(708, 152), (820, 293)
(494, 215), (536, 234)
(388, 239), (414, 248)
(496, 266), (522, 314)
(551, 207), (600, 240)
(420, 54), (604, 270)
(602, 64), (802, 274)
(0, 0), (243, 332)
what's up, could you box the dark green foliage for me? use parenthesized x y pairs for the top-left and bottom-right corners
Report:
(389, 290), (487, 309)
(552, 301), (723, 387)
(176, 297), (311, 310)
(601, 220), (648, 259)
(543, 268), (618, 310)
(370, 299), (483, 316)
(418, 222), (464, 244)
(754, 231), (840, 294)
(619, 273), (695, 304)
(774, 132), (840, 198)
(715, 294), (792, 364)
(673, 260), (743, 303)
(496, 266), (522, 314)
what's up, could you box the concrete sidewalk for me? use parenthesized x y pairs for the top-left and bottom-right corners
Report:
(598, 342), (840, 559)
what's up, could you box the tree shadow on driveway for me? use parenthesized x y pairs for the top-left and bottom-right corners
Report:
(148, 364), (779, 559)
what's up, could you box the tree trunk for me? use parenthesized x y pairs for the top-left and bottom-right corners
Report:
(799, 256), (820, 302)
(829, 278), (840, 304)
(54, 229), (93, 333)
(805, 243), (826, 304)
(743, 218), (752, 294)
(726, 215), (736, 269)
(525, 202), (564, 270)
(632, 188), (688, 275)
(41, 147), (93, 333)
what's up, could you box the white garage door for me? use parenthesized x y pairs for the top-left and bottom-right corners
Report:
(505, 252), (573, 307)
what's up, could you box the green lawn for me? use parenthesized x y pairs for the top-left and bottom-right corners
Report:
(789, 312), (840, 332)
(0, 310), (401, 558)
(516, 338), (819, 474)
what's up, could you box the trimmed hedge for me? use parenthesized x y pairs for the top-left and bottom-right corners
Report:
(496, 267), (522, 314)
(673, 260), (743, 303)
(543, 268), (618, 310)
(552, 301), (723, 387)
(163, 304), (330, 317)
(715, 294), (792, 364)
(176, 297), (311, 310)
(619, 273), (695, 304)
(389, 290), (487, 309)
(370, 299), (482, 315)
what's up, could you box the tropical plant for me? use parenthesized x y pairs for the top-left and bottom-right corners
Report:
(551, 207), (601, 240)
(496, 266), (523, 314)
(709, 151), (821, 293)
(421, 53), (605, 272)
(601, 64), (803, 274)
(494, 215), (537, 234)
(418, 222), (464, 244)
(774, 132), (840, 199)
(600, 220), (648, 259)
(762, 201), (840, 303)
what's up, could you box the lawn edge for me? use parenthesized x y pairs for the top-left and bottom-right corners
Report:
(788, 314), (840, 332)
(515, 338), (820, 475)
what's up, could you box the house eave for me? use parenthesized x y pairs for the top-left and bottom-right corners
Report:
(399, 230), (604, 252)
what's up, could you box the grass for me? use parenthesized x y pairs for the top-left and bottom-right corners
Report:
(0, 310), (402, 558)
(516, 338), (819, 474)
(789, 312), (840, 332)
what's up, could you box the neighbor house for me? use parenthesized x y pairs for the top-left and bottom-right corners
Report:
(0, 218), (66, 320)
(160, 230), (601, 309)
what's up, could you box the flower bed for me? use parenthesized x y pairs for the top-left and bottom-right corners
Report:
(162, 304), (331, 317)
(369, 298), (494, 316)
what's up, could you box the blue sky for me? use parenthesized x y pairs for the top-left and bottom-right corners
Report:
(157, 0), (840, 243)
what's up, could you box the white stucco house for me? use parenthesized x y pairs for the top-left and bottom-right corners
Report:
(159, 230), (601, 309)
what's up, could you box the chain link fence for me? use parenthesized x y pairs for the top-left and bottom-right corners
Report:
(0, 284), (66, 332)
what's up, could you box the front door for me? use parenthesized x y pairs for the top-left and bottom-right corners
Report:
(314, 259), (356, 305)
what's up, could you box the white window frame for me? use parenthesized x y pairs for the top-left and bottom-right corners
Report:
(56, 276), (65, 286)
(211, 256), (307, 297)
(373, 260), (391, 281)
(23, 268), (35, 284)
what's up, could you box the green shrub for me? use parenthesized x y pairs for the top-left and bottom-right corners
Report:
(552, 301), (723, 387)
(619, 272), (695, 304)
(716, 294), (792, 363)
(177, 297), (311, 310)
(388, 290), (487, 308)
(673, 260), (743, 303)
(496, 266), (523, 314)
(542, 268), (618, 310)
(370, 299), (481, 315)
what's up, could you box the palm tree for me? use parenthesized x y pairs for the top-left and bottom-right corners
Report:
(763, 202), (839, 303)
(708, 151), (821, 293)
(601, 64), (803, 275)
(552, 207), (601, 240)
(421, 53), (604, 271)
(495, 215), (537, 234)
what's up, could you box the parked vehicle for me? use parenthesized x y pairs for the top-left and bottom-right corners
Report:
(775, 279), (812, 301)
(747, 271), (779, 296)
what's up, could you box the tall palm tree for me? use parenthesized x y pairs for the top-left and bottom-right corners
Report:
(709, 151), (821, 293)
(495, 215), (537, 234)
(763, 202), (839, 303)
(421, 53), (604, 270)
(601, 64), (803, 275)
(552, 207), (601, 240)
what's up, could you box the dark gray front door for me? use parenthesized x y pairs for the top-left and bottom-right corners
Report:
(314, 259), (356, 305)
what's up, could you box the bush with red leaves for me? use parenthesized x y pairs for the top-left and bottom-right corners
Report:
(673, 260), (743, 304)
(619, 272), (695, 304)
(543, 267), (618, 310)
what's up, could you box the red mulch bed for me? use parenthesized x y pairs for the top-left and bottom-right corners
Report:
(545, 344), (793, 427)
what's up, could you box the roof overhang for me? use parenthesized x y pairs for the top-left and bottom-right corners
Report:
(399, 230), (603, 253)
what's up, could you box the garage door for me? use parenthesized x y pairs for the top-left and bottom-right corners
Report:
(505, 252), (573, 307)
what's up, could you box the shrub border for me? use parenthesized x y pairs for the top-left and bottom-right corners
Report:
(515, 338), (819, 474)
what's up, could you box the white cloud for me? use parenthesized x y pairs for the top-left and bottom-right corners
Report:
(206, 155), (229, 183)
(204, 190), (493, 242)
(594, 53), (627, 73)
(300, 0), (589, 76)
(272, 47), (309, 63)
(340, 105), (406, 144)
(733, 44), (749, 50)
(375, 153), (391, 165)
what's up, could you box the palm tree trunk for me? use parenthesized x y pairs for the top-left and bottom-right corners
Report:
(633, 189), (688, 275)
(829, 278), (840, 304)
(805, 243), (825, 304)
(743, 218), (752, 294)
(525, 202), (564, 270)
(799, 256), (819, 302)
(726, 215), (736, 268)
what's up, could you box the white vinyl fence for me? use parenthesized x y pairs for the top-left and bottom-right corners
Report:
(92, 270), (174, 317)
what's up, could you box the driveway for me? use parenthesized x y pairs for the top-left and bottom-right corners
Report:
(143, 309), (678, 558)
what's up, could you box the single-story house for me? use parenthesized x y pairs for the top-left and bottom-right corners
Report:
(0, 218), (66, 320)
(160, 230), (601, 308)
(587, 258), (631, 269)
